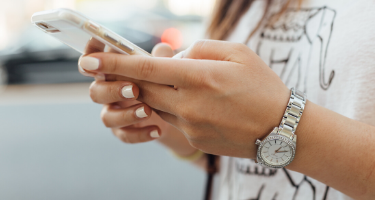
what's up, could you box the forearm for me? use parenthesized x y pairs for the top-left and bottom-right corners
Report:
(287, 101), (375, 199)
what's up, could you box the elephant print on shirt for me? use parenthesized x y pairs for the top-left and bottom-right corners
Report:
(256, 6), (336, 92)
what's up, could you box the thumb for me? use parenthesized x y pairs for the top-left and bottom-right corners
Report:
(151, 43), (174, 57)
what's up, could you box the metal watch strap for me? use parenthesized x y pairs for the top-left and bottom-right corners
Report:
(278, 87), (306, 140)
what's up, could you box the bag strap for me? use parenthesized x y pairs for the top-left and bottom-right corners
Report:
(204, 154), (217, 200)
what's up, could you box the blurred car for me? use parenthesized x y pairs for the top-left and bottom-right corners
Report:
(0, 21), (160, 85)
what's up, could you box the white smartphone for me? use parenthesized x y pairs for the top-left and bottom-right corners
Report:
(31, 8), (151, 56)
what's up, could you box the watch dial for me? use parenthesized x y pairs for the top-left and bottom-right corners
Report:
(260, 139), (293, 166)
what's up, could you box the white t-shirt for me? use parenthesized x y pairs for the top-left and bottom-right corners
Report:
(218, 0), (375, 199)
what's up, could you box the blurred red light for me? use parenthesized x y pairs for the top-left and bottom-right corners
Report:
(161, 28), (182, 50)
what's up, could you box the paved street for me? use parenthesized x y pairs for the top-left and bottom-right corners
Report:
(0, 83), (204, 200)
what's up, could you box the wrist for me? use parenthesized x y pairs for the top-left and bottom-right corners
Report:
(254, 87), (306, 168)
(285, 101), (321, 171)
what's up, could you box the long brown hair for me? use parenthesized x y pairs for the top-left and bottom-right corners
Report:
(207, 0), (302, 43)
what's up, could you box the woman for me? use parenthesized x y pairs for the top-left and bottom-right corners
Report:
(78, 0), (375, 199)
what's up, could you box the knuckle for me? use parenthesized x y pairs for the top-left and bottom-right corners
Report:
(234, 43), (248, 52)
(121, 109), (132, 123)
(111, 128), (118, 136)
(137, 57), (154, 80)
(101, 116), (111, 128)
(100, 109), (111, 128)
(115, 131), (131, 144)
(191, 69), (221, 91)
(107, 56), (119, 74)
(126, 137), (136, 144)
(187, 72), (208, 87)
(108, 83), (120, 101)
(121, 135), (131, 143)
(89, 82), (99, 103)
(190, 40), (207, 55)
(192, 40), (206, 50)
(204, 75), (223, 93)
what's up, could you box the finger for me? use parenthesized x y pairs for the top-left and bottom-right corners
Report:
(79, 37), (106, 77)
(136, 80), (179, 114)
(90, 77), (178, 114)
(151, 43), (174, 57)
(79, 53), (214, 86)
(112, 126), (161, 144)
(113, 99), (141, 109)
(89, 81), (139, 104)
(79, 38), (103, 78)
(101, 103), (152, 128)
(182, 40), (252, 64)
(79, 38), (115, 80)
(78, 55), (98, 77)
(84, 37), (105, 55)
(104, 43), (173, 82)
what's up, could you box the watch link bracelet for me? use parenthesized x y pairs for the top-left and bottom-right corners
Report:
(255, 87), (306, 168)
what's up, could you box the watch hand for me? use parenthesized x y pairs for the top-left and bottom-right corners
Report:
(275, 147), (282, 153)
(276, 151), (288, 153)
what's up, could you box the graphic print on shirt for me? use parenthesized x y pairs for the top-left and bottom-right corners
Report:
(235, 159), (330, 200)
(256, 6), (336, 92)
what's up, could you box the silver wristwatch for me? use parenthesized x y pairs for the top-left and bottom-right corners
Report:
(255, 87), (306, 168)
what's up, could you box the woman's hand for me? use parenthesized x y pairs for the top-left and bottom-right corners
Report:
(80, 40), (290, 159)
(78, 43), (200, 158)
(79, 40), (375, 199)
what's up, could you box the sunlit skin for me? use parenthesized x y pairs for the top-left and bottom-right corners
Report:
(79, 40), (375, 200)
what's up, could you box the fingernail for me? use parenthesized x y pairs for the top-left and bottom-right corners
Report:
(78, 65), (93, 77)
(95, 73), (106, 81)
(173, 51), (184, 59)
(135, 106), (148, 118)
(121, 85), (135, 98)
(150, 130), (160, 138)
(79, 57), (99, 70)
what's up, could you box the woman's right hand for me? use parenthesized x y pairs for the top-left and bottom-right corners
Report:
(79, 42), (200, 157)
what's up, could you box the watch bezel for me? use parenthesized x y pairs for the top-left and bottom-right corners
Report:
(257, 135), (296, 168)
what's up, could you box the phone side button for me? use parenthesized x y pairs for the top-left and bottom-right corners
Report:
(104, 32), (119, 43)
(119, 42), (134, 52)
(86, 21), (100, 33)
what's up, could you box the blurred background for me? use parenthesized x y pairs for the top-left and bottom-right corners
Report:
(0, 0), (215, 199)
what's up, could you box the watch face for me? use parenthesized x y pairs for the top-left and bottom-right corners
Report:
(258, 136), (295, 167)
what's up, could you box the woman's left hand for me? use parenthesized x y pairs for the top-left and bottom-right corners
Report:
(80, 40), (290, 158)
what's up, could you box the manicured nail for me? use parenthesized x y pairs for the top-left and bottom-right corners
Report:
(135, 106), (148, 118)
(150, 130), (160, 138)
(79, 57), (99, 70)
(78, 65), (93, 77)
(121, 85), (135, 98)
(172, 51), (184, 59)
(95, 73), (106, 81)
